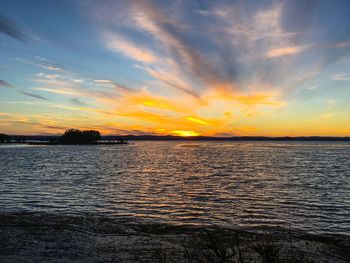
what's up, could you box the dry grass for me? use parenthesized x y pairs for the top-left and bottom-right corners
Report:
(152, 230), (347, 263)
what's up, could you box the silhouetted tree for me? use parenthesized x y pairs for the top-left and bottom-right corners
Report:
(59, 129), (101, 144)
(0, 133), (10, 143)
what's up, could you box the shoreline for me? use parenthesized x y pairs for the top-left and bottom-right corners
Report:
(1, 138), (350, 146)
(2, 135), (350, 143)
(27, 142), (128, 145)
(1, 211), (349, 262)
(0, 141), (128, 145)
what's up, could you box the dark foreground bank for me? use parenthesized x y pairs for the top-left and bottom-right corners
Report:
(0, 212), (349, 263)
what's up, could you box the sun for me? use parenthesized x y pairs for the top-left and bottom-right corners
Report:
(172, 130), (200, 137)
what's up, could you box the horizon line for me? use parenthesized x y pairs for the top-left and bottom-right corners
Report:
(4, 134), (350, 141)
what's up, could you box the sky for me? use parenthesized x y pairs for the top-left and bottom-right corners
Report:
(1, 0), (350, 136)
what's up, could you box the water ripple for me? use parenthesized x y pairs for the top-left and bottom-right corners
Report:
(0, 141), (349, 236)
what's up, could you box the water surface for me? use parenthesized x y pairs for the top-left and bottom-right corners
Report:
(0, 141), (349, 236)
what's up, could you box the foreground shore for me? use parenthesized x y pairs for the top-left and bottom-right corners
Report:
(0, 212), (349, 262)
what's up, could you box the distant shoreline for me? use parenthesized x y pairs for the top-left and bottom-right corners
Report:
(27, 141), (128, 145)
(2, 135), (350, 142)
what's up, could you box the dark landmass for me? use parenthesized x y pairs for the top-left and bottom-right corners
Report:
(112, 135), (350, 141)
(0, 133), (10, 143)
(0, 212), (349, 262)
(27, 141), (128, 145)
(2, 134), (350, 143)
(0, 129), (126, 145)
(59, 129), (102, 144)
(2, 128), (350, 145)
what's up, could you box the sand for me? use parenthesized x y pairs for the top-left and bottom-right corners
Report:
(1, 212), (349, 262)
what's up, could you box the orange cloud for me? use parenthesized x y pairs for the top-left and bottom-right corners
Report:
(185, 116), (209, 125)
(236, 93), (286, 106)
(104, 32), (157, 63)
(266, 46), (305, 58)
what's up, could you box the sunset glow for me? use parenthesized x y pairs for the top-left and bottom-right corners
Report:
(1, 0), (350, 136)
(172, 130), (200, 137)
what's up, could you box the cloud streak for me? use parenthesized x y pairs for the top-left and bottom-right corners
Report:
(330, 73), (350, 81)
(20, 91), (50, 101)
(0, 80), (13, 88)
(103, 32), (157, 63)
(0, 15), (27, 42)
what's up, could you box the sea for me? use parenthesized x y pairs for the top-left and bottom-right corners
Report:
(0, 141), (349, 237)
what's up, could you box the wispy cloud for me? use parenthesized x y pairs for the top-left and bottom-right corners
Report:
(94, 79), (113, 84)
(69, 98), (86, 106)
(142, 66), (201, 98)
(196, 7), (229, 17)
(20, 91), (50, 101)
(32, 87), (78, 96)
(266, 46), (306, 58)
(185, 116), (209, 125)
(0, 79), (13, 88)
(330, 73), (350, 81)
(103, 32), (157, 63)
(16, 57), (64, 72)
(0, 15), (27, 42)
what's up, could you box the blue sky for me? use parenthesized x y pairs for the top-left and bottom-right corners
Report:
(1, 0), (350, 136)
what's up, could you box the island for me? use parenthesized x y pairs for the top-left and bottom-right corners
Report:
(27, 129), (128, 145)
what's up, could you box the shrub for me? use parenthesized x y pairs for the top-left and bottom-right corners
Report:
(59, 129), (101, 144)
(0, 133), (10, 143)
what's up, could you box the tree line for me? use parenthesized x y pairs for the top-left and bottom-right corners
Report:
(0, 129), (101, 144)
(59, 129), (101, 144)
(0, 133), (10, 143)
